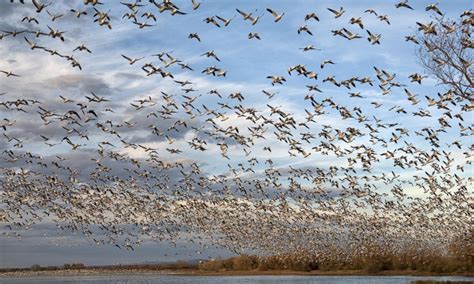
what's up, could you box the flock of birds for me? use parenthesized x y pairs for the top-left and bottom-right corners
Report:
(0, 0), (473, 263)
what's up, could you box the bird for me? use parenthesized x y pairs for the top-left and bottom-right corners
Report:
(142, 12), (157, 21)
(395, 0), (414, 10)
(21, 16), (39, 24)
(236, 8), (256, 21)
(364, 9), (378, 16)
(305, 12), (320, 21)
(73, 44), (92, 53)
(266, 8), (285, 22)
(121, 54), (144, 65)
(426, 3), (443, 15)
(306, 85), (322, 92)
(377, 15), (391, 25)
(70, 9), (87, 18)
(132, 21), (155, 29)
(59, 95), (74, 103)
(320, 59), (335, 69)
(203, 16), (221, 28)
(201, 51), (220, 61)
(417, 22), (437, 35)
(123, 11), (138, 21)
(298, 25), (313, 35)
(349, 17), (364, 29)
(327, 7), (345, 18)
(300, 45), (320, 52)
(405, 35), (419, 44)
(0, 70), (20, 77)
(83, 0), (102, 5)
(216, 15), (235, 27)
(24, 36), (44, 50)
(342, 28), (362, 40)
(267, 75), (286, 85)
(262, 90), (278, 99)
(32, 0), (50, 13)
(248, 32), (261, 40)
(46, 26), (66, 41)
(441, 22), (456, 33)
(188, 33), (201, 41)
(121, 1), (145, 10)
(408, 73), (426, 84)
(191, 0), (201, 10)
(85, 91), (109, 102)
(366, 30), (381, 45)
(2, 30), (27, 37)
(46, 10), (63, 21)
(178, 63), (194, 71)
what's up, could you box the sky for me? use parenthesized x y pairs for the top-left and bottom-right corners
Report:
(0, 0), (472, 268)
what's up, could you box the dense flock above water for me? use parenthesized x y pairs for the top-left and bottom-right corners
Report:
(0, 0), (472, 265)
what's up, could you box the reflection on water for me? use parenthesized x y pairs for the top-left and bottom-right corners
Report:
(1, 275), (473, 284)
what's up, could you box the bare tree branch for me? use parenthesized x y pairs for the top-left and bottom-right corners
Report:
(415, 16), (473, 101)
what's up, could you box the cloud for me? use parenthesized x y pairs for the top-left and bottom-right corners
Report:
(45, 74), (114, 94)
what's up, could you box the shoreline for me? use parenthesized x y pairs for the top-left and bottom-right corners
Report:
(1, 269), (473, 278)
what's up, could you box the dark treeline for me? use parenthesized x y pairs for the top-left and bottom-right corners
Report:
(198, 253), (472, 274)
(0, 261), (197, 273)
(199, 233), (473, 274)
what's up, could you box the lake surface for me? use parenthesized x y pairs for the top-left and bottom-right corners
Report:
(1, 275), (473, 284)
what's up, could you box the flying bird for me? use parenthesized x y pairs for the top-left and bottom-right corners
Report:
(121, 54), (144, 65)
(32, 0), (50, 13)
(327, 7), (345, 18)
(0, 70), (20, 77)
(266, 8), (285, 22)
(395, 0), (414, 10)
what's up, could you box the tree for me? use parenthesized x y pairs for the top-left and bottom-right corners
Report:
(416, 14), (473, 101)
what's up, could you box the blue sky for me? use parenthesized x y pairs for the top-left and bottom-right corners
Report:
(0, 0), (472, 267)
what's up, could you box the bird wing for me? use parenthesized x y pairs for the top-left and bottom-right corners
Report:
(32, 0), (40, 9)
(266, 8), (277, 17)
(121, 54), (132, 61)
(236, 9), (248, 17)
(216, 15), (226, 22)
(24, 36), (32, 45)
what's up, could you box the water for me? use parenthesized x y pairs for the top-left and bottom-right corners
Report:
(0, 275), (473, 284)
